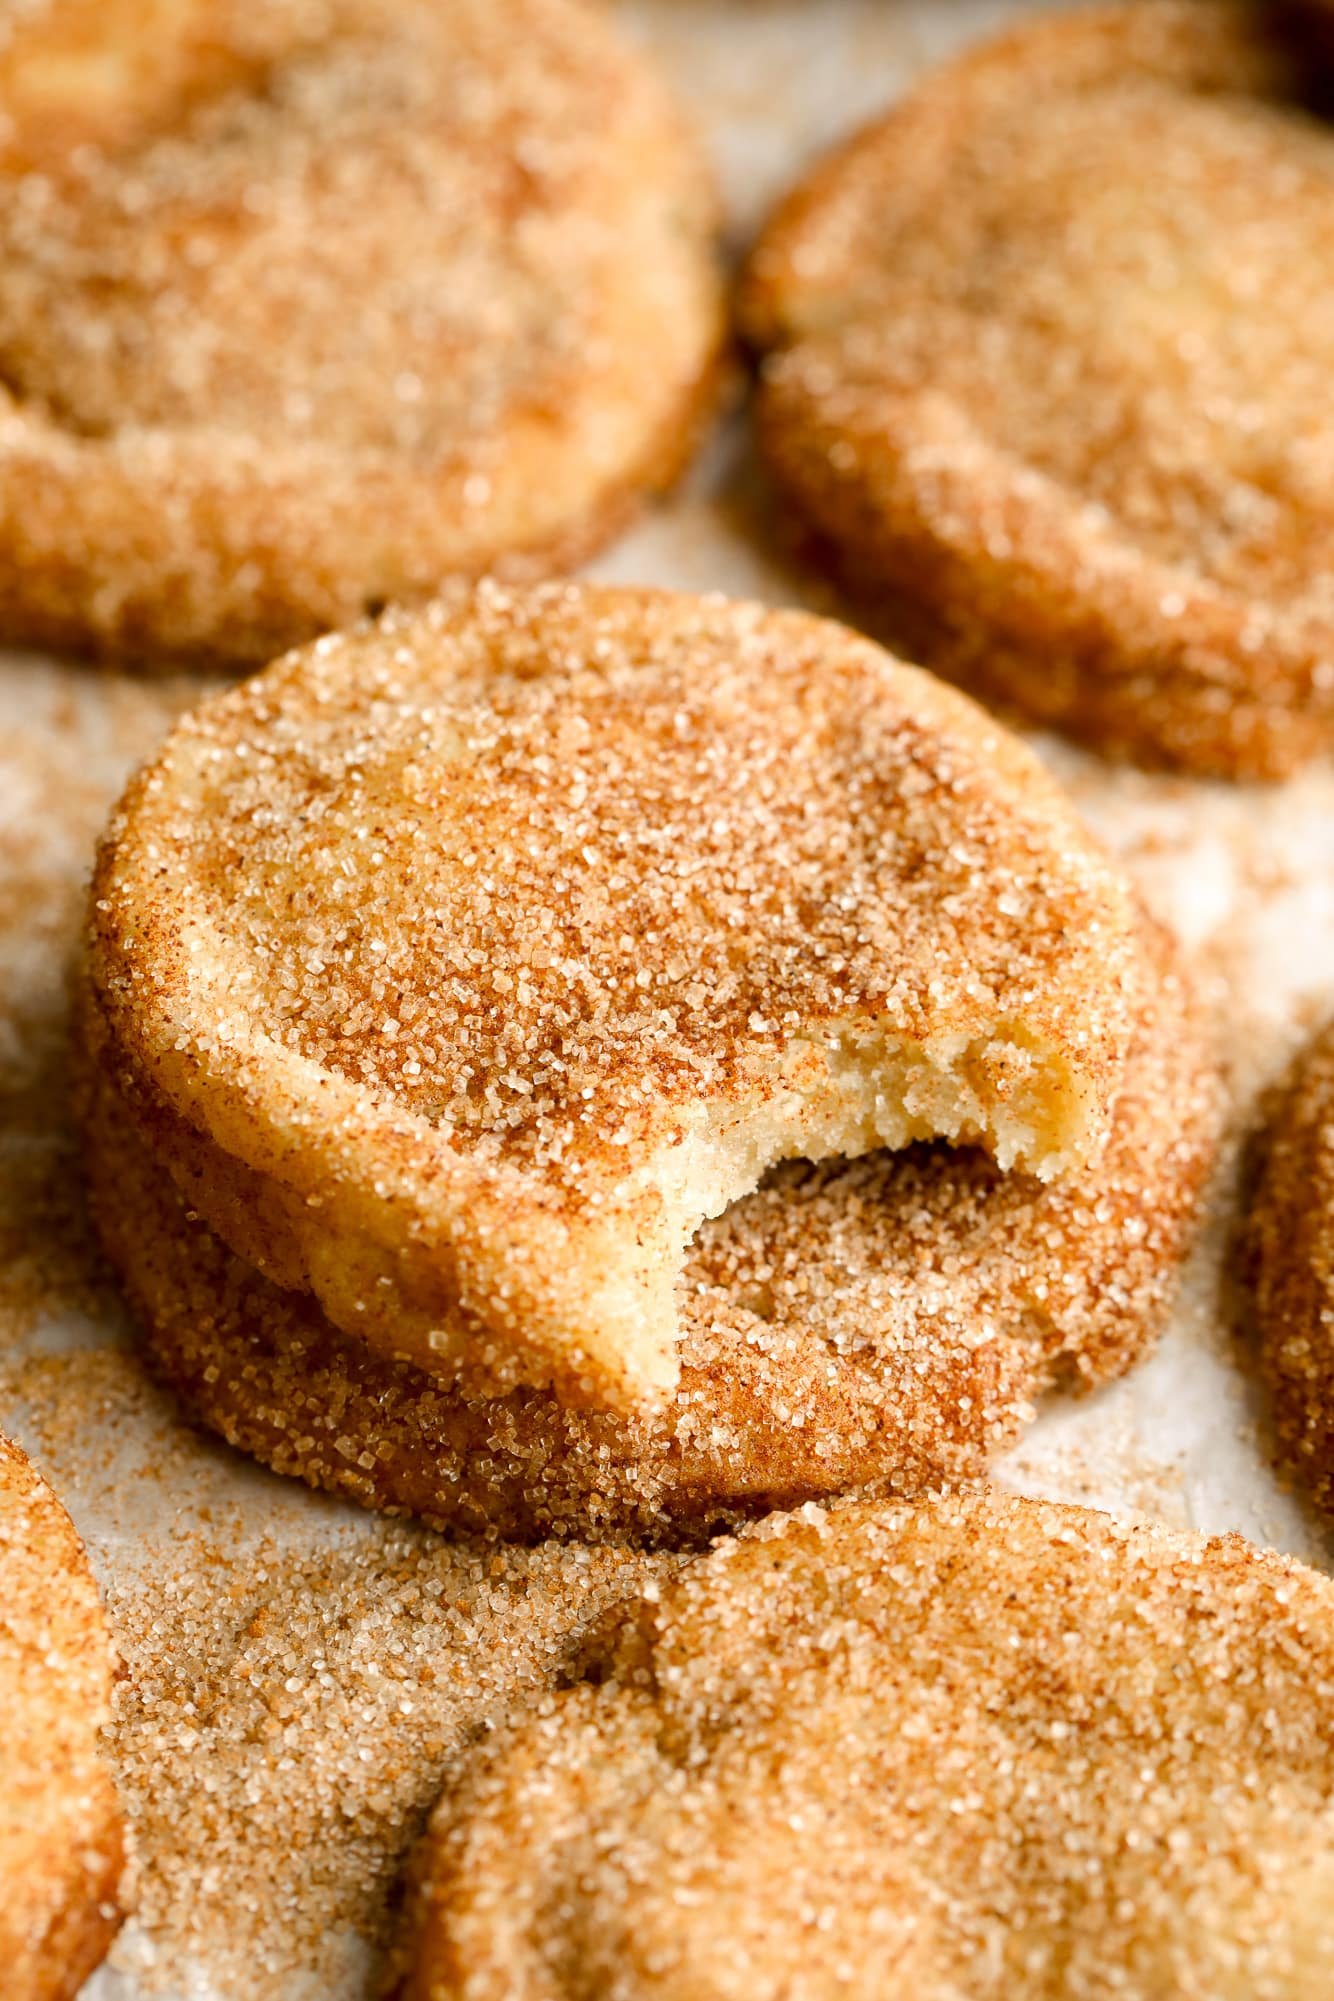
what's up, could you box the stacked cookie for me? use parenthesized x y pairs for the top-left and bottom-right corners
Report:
(79, 584), (1217, 1545)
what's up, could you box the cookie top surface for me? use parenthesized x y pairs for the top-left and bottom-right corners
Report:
(743, 2), (1334, 776)
(0, 1435), (125, 1997)
(1246, 1019), (1334, 1518)
(89, 584), (1140, 1413)
(83, 914), (1216, 1543)
(391, 1492), (1334, 1999)
(0, 0), (722, 658)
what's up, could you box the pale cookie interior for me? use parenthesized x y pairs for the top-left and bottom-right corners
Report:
(79, 912), (1216, 1543)
(91, 588), (1138, 1413)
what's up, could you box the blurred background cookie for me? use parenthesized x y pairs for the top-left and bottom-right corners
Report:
(742, 1), (1334, 780)
(0, 1434), (126, 2000)
(387, 1492), (1334, 1998)
(1245, 1018), (1334, 1519)
(0, 0), (724, 662)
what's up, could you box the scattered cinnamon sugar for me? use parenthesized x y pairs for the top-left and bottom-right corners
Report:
(105, 1524), (667, 1994)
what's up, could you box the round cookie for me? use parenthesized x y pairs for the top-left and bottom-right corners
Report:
(1245, 1020), (1334, 1517)
(0, 1435), (126, 1999)
(86, 584), (1145, 1418)
(386, 1492), (1334, 2000)
(741, 2), (1334, 780)
(0, 0), (723, 662)
(79, 916), (1216, 1546)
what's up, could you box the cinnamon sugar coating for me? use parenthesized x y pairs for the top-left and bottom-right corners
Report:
(1245, 1020), (1334, 1517)
(0, 1435), (127, 2000)
(0, 0), (723, 662)
(87, 585), (1142, 1416)
(742, 1), (1334, 779)
(78, 915), (1215, 1545)
(388, 1492), (1334, 2001)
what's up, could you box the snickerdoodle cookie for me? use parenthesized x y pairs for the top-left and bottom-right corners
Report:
(1245, 1019), (1334, 1517)
(85, 585), (1145, 1418)
(0, 1435), (126, 1999)
(742, 2), (1334, 779)
(80, 910), (1214, 1543)
(387, 1493), (1334, 2000)
(0, 0), (723, 662)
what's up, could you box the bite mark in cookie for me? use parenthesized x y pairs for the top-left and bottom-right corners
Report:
(87, 585), (1143, 1415)
(78, 913), (1215, 1544)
